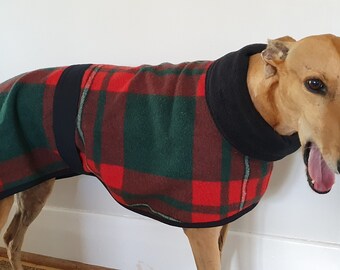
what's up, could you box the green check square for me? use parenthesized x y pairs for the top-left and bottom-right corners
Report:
(124, 94), (195, 179)
(0, 83), (48, 161)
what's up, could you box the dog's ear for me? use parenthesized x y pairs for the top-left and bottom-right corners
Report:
(261, 36), (296, 78)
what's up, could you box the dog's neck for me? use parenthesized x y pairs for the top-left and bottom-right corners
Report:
(247, 54), (297, 136)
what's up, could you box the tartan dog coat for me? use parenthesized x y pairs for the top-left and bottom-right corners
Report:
(0, 44), (300, 227)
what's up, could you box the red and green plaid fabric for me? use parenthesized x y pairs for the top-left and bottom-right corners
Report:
(76, 63), (273, 227)
(0, 68), (70, 198)
(0, 62), (273, 227)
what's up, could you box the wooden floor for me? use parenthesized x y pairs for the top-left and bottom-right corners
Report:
(0, 248), (116, 270)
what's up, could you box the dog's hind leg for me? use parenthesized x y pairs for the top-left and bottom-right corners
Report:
(184, 225), (228, 270)
(4, 179), (55, 270)
(0, 196), (14, 232)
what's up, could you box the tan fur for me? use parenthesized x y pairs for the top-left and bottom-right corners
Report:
(0, 34), (340, 270)
(184, 226), (227, 270)
(249, 34), (340, 172)
(2, 179), (55, 270)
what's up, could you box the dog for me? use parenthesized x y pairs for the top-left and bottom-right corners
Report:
(0, 34), (339, 270)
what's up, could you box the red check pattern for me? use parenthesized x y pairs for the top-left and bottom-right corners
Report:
(0, 62), (273, 228)
(75, 63), (273, 227)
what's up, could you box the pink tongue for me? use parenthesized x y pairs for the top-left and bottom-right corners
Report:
(308, 143), (335, 193)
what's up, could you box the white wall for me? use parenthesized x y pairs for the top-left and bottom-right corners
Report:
(1, 1), (340, 269)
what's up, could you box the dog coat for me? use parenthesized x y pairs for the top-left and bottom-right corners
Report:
(0, 44), (300, 228)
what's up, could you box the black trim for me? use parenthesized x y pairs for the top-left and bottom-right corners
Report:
(0, 169), (79, 200)
(53, 64), (91, 174)
(119, 201), (258, 228)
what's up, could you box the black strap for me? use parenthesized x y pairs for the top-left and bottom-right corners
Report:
(53, 64), (91, 173)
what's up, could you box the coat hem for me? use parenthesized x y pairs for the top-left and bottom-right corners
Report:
(0, 169), (80, 200)
(118, 200), (258, 228)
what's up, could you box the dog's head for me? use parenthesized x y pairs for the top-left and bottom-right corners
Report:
(261, 34), (340, 194)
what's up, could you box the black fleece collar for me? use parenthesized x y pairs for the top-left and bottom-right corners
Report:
(206, 44), (301, 161)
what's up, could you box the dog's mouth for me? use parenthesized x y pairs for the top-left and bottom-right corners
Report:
(303, 142), (335, 194)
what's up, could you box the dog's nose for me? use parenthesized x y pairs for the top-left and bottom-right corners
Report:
(337, 160), (340, 174)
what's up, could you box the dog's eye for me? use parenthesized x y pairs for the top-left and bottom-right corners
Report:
(304, 79), (327, 95)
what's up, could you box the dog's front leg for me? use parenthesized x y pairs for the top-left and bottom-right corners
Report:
(4, 178), (55, 270)
(184, 225), (228, 270)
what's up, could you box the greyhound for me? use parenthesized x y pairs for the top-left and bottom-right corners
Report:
(0, 34), (339, 270)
